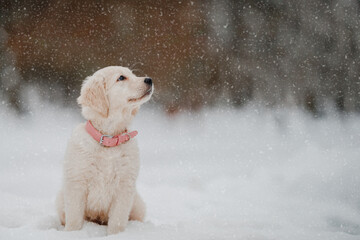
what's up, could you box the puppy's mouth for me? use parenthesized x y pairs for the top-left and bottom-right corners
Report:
(128, 87), (153, 102)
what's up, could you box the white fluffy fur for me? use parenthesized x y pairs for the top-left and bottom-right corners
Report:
(56, 66), (153, 235)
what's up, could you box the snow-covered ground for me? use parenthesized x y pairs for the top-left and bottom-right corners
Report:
(1, 99), (360, 240)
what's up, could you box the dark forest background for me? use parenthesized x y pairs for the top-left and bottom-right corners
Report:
(1, 0), (360, 115)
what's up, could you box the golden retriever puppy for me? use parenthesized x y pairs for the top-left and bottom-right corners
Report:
(56, 66), (153, 235)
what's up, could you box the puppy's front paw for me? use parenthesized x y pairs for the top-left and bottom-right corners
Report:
(64, 222), (83, 231)
(107, 223), (126, 235)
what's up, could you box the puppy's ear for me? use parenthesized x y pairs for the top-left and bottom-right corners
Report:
(77, 74), (109, 118)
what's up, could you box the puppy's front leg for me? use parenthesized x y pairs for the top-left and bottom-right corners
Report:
(107, 181), (135, 235)
(64, 182), (87, 231)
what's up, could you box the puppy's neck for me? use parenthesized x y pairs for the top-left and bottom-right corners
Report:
(89, 107), (135, 136)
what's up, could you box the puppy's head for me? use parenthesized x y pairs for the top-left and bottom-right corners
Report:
(77, 66), (153, 119)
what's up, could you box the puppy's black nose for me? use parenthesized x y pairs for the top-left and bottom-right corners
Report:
(144, 77), (152, 85)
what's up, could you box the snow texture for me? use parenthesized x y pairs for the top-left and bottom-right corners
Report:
(1, 100), (360, 240)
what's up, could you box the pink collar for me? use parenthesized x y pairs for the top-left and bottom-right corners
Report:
(85, 120), (138, 147)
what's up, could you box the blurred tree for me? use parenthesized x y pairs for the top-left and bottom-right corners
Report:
(0, 0), (359, 114)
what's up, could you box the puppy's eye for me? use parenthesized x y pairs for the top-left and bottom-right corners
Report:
(117, 75), (126, 81)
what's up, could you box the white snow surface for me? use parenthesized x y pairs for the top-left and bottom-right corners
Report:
(1, 101), (360, 240)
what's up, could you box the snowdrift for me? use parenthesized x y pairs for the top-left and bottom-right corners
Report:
(1, 102), (360, 240)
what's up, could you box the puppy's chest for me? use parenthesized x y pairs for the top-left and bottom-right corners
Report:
(88, 149), (132, 184)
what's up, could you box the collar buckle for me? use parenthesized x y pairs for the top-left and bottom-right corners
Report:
(99, 134), (113, 145)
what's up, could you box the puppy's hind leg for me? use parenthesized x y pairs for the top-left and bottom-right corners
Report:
(129, 191), (146, 222)
(56, 189), (65, 225)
